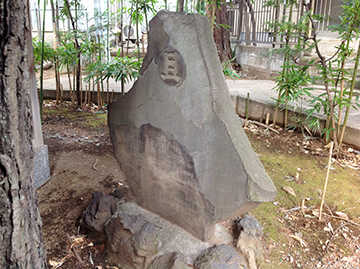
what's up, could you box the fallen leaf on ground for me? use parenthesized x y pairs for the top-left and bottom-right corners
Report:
(49, 256), (67, 268)
(342, 256), (355, 263)
(282, 186), (296, 196)
(289, 234), (307, 247)
(335, 211), (349, 220)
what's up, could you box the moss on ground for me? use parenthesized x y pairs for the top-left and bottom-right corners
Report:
(246, 130), (360, 268)
(41, 109), (359, 267)
(43, 108), (107, 129)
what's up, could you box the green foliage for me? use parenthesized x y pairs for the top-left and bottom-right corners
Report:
(222, 57), (240, 80)
(56, 35), (79, 71)
(265, 0), (360, 146)
(32, 37), (56, 71)
(273, 62), (312, 104)
(58, 0), (86, 25)
(84, 51), (142, 84)
(265, 0), (314, 128)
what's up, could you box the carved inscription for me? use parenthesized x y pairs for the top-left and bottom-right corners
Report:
(158, 47), (186, 86)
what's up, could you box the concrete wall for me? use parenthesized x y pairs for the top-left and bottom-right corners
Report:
(234, 45), (283, 79)
(235, 39), (360, 80)
(229, 94), (360, 150)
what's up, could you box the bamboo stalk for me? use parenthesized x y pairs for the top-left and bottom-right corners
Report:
(121, 78), (125, 95)
(319, 141), (334, 221)
(50, 0), (61, 106)
(60, 84), (64, 105)
(107, 81), (109, 103)
(80, 68), (82, 107)
(88, 80), (90, 105)
(336, 61), (346, 136)
(339, 40), (360, 146)
(272, 90), (281, 126)
(265, 112), (270, 126)
(245, 92), (250, 127)
(136, 0), (140, 61)
(126, 4), (134, 56)
(39, 0), (47, 117)
(88, 84), (91, 105)
(73, 66), (76, 105)
(84, 85), (87, 105)
(97, 79), (101, 106)
(92, 77), (95, 104)
(285, 95), (288, 129)
(67, 65), (75, 107)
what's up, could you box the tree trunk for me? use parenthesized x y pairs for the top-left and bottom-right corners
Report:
(50, 0), (62, 105)
(213, 2), (233, 64)
(0, 0), (48, 268)
(177, 0), (184, 12)
(64, 0), (82, 107)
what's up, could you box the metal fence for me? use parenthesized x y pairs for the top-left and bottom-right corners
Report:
(228, 0), (341, 46)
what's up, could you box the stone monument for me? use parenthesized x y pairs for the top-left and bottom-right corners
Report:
(27, 23), (50, 189)
(108, 10), (276, 241)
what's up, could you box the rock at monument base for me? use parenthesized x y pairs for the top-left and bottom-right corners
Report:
(147, 252), (191, 269)
(80, 196), (268, 269)
(110, 186), (134, 202)
(108, 10), (276, 241)
(237, 215), (263, 238)
(81, 191), (117, 242)
(236, 215), (263, 269)
(105, 214), (157, 269)
(33, 145), (50, 188)
(194, 244), (247, 269)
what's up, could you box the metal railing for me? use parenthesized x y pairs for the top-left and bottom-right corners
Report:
(228, 0), (340, 46)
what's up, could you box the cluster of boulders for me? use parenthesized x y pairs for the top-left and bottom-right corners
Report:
(81, 190), (264, 269)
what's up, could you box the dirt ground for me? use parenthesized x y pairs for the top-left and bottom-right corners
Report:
(244, 123), (360, 269)
(38, 103), (125, 268)
(38, 102), (360, 269)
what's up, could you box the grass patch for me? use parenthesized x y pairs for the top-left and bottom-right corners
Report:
(43, 108), (107, 129)
(246, 130), (360, 268)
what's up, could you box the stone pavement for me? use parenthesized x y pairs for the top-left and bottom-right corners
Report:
(227, 79), (360, 149)
(41, 76), (360, 149)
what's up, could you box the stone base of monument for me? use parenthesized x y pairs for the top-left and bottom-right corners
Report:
(81, 190), (265, 269)
(108, 10), (276, 242)
(33, 145), (50, 189)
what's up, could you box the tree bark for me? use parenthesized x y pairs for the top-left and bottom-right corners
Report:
(177, 0), (184, 12)
(0, 0), (48, 268)
(213, 2), (233, 64)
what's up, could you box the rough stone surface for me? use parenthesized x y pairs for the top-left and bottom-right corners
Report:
(33, 145), (50, 189)
(194, 244), (247, 269)
(116, 201), (212, 265)
(81, 191), (117, 239)
(105, 213), (157, 269)
(238, 215), (263, 238)
(147, 252), (190, 269)
(110, 186), (135, 202)
(108, 10), (276, 241)
(236, 215), (263, 269)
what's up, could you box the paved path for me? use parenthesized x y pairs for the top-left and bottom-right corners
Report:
(41, 76), (360, 148)
(226, 79), (360, 129)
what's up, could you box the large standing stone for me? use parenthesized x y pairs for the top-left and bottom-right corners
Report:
(108, 10), (276, 241)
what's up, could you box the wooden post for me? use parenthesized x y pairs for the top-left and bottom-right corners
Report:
(245, 92), (250, 127)
(319, 141), (334, 221)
